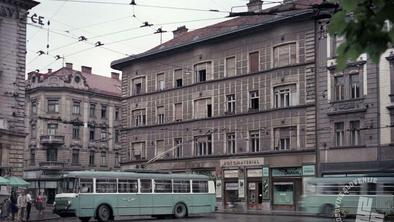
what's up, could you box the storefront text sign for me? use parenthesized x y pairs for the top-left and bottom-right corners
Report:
(224, 170), (239, 178)
(247, 169), (262, 177)
(272, 167), (302, 177)
(0, 5), (18, 18)
(220, 157), (264, 167)
(302, 165), (315, 176)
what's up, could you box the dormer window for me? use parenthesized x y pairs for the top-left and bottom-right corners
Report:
(31, 76), (36, 83)
(74, 76), (81, 83)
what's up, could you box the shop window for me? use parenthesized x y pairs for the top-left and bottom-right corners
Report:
(226, 94), (235, 114)
(273, 183), (294, 205)
(249, 131), (260, 152)
(225, 56), (236, 77)
(195, 135), (213, 156)
(249, 51), (259, 73)
(273, 43), (296, 67)
(194, 98), (212, 119)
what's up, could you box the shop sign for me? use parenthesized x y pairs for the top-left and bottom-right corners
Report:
(262, 167), (269, 177)
(272, 167), (302, 177)
(216, 179), (222, 198)
(220, 157), (264, 167)
(302, 165), (315, 176)
(247, 169), (262, 177)
(238, 179), (245, 198)
(262, 178), (270, 200)
(224, 170), (239, 178)
(248, 182), (256, 190)
(225, 182), (238, 190)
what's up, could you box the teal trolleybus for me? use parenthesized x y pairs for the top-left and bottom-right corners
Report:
(300, 177), (394, 217)
(53, 171), (216, 222)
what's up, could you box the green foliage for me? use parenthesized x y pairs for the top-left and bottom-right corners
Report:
(328, 0), (394, 69)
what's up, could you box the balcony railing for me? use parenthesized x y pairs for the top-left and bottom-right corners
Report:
(40, 135), (64, 145)
(39, 161), (65, 169)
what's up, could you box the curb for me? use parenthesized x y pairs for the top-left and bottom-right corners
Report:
(30, 216), (60, 222)
(215, 210), (330, 218)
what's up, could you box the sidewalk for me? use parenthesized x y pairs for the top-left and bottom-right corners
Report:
(215, 208), (325, 218)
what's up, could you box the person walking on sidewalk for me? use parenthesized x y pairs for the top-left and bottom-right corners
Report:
(17, 192), (27, 222)
(10, 191), (18, 221)
(26, 191), (32, 221)
(35, 193), (44, 216)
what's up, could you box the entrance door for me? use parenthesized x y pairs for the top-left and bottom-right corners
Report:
(247, 182), (262, 209)
(45, 189), (56, 204)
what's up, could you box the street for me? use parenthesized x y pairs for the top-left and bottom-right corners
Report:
(34, 213), (370, 222)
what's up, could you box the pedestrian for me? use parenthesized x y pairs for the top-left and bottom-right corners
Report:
(17, 192), (27, 222)
(0, 198), (9, 220)
(10, 191), (18, 221)
(26, 191), (32, 221)
(35, 192), (44, 216)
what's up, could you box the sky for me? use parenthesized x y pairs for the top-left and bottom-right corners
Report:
(26, 0), (281, 78)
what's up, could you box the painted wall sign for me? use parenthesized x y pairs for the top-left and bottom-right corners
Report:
(220, 157), (264, 167)
(30, 13), (45, 26)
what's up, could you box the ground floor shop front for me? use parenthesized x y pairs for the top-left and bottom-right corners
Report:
(123, 151), (316, 211)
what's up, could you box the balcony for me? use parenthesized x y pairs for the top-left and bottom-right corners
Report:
(40, 135), (64, 145)
(39, 161), (65, 169)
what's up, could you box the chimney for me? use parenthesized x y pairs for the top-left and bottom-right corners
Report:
(65, 62), (73, 69)
(247, 0), (263, 12)
(81, 66), (92, 74)
(48, 69), (52, 73)
(173, 26), (188, 39)
(111, 72), (120, 80)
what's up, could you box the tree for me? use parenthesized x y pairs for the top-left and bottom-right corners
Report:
(328, 0), (394, 69)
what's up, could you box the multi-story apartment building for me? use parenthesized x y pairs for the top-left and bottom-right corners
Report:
(25, 63), (121, 203)
(315, 8), (394, 176)
(112, 0), (319, 211)
(0, 0), (38, 177)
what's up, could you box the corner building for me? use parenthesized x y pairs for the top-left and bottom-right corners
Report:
(0, 0), (38, 177)
(24, 63), (122, 203)
(112, 0), (320, 211)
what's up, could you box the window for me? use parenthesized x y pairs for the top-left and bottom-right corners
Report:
(192, 181), (208, 193)
(334, 76), (345, 101)
(72, 125), (80, 140)
(101, 105), (107, 119)
(133, 109), (146, 126)
(195, 135), (212, 156)
(335, 122), (345, 146)
(47, 148), (57, 161)
(132, 77), (145, 95)
(330, 34), (345, 57)
(72, 149), (79, 165)
(115, 107), (120, 120)
(157, 106), (165, 124)
(174, 69), (183, 87)
(226, 94), (235, 114)
(32, 101), (37, 114)
(157, 73), (165, 90)
(101, 151), (107, 166)
(249, 91), (259, 110)
(140, 179), (152, 193)
(47, 99), (59, 113)
(156, 140), (165, 158)
(130, 142), (145, 160)
(31, 124), (36, 139)
(273, 43), (296, 67)
(173, 180), (190, 193)
(115, 130), (120, 143)
(274, 127), (296, 150)
(79, 179), (93, 193)
(227, 133), (236, 154)
(225, 56), (236, 77)
(100, 130), (107, 140)
(89, 150), (95, 166)
(383, 183), (394, 195)
(90, 104), (96, 117)
(115, 152), (120, 166)
(274, 84), (298, 108)
(89, 128), (95, 141)
(350, 120), (361, 145)
(174, 138), (183, 158)
(194, 98), (212, 118)
(249, 131), (260, 152)
(194, 62), (212, 83)
(174, 103), (182, 121)
(96, 179), (117, 193)
(47, 123), (57, 135)
(118, 179), (138, 193)
(154, 180), (172, 193)
(72, 101), (80, 115)
(249, 51), (259, 73)
(350, 74), (360, 99)
(30, 149), (35, 166)
(135, 83), (142, 95)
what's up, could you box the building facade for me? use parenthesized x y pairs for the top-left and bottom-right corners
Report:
(25, 63), (122, 203)
(0, 0), (38, 178)
(112, 0), (319, 211)
(315, 10), (394, 176)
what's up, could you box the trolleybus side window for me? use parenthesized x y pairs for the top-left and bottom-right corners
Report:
(383, 183), (394, 195)
(173, 180), (190, 193)
(154, 180), (172, 193)
(320, 183), (339, 195)
(365, 183), (377, 195)
(96, 179), (117, 193)
(140, 179), (152, 193)
(118, 179), (138, 193)
(80, 179), (93, 193)
(192, 180), (208, 193)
